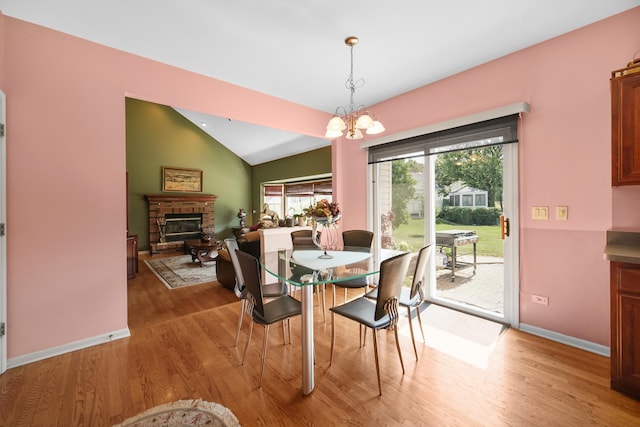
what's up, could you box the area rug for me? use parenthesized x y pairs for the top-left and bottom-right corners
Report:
(145, 255), (217, 289)
(114, 398), (240, 427)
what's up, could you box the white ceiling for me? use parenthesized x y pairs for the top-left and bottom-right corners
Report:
(2, 0), (638, 164)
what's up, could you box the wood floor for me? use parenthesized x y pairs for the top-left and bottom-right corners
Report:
(1, 253), (640, 426)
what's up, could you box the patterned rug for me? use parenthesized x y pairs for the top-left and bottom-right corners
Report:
(114, 398), (239, 426)
(144, 255), (217, 289)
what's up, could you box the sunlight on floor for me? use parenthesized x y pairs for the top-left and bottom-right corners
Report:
(398, 304), (505, 369)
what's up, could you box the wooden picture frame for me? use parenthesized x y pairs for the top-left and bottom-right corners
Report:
(162, 166), (203, 192)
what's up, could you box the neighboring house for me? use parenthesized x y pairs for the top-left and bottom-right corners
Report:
(447, 181), (488, 209)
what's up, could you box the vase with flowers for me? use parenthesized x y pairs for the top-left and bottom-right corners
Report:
(303, 199), (341, 258)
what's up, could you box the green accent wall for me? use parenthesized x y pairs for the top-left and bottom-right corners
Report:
(251, 146), (332, 223)
(126, 98), (332, 250)
(126, 98), (252, 250)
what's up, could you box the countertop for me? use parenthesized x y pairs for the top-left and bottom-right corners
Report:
(604, 230), (640, 264)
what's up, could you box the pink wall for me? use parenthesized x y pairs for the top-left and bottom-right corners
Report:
(1, 16), (328, 359)
(334, 7), (640, 346)
(2, 7), (639, 360)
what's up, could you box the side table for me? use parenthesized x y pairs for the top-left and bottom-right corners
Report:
(184, 239), (222, 267)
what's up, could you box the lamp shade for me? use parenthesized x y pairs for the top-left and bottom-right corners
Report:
(366, 120), (385, 135)
(327, 116), (347, 131)
(325, 129), (343, 138)
(346, 128), (364, 140)
(355, 114), (374, 129)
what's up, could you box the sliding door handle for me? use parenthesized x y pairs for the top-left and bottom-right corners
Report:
(500, 215), (510, 240)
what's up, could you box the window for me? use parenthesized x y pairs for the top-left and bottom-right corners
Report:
(262, 179), (333, 218)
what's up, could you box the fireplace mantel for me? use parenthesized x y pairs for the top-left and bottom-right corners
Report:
(145, 194), (217, 253)
(145, 194), (218, 204)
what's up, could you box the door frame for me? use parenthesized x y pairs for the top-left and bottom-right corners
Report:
(0, 90), (7, 374)
(423, 143), (519, 327)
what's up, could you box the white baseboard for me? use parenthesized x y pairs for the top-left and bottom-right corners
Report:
(518, 323), (610, 357)
(7, 327), (131, 369)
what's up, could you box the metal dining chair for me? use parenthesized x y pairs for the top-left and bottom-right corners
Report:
(329, 251), (412, 395)
(331, 230), (374, 305)
(224, 238), (289, 347)
(236, 249), (302, 387)
(365, 244), (433, 361)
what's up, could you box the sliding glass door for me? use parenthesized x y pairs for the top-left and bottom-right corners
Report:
(368, 115), (520, 326)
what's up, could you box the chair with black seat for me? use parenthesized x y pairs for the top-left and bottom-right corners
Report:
(329, 251), (412, 396)
(224, 238), (289, 347)
(332, 230), (374, 305)
(365, 244), (432, 361)
(291, 229), (319, 249)
(236, 249), (302, 387)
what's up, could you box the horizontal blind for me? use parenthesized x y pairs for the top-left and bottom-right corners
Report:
(313, 180), (332, 195)
(368, 114), (519, 164)
(264, 184), (283, 197)
(285, 183), (314, 196)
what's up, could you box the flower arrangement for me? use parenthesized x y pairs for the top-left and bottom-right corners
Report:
(304, 199), (341, 224)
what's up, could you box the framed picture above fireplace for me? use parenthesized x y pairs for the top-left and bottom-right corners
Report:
(162, 166), (203, 192)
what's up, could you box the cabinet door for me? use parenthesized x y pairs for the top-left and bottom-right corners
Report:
(612, 73), (640, 185)
(611, 262), (640, 399)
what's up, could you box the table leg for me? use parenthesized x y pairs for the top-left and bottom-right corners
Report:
(473, 242), (477, 273)
(451, 245), (457, 282)
(301, 284), (314, 395)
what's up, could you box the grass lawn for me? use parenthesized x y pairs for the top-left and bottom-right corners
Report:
(390, 218), (503, 257)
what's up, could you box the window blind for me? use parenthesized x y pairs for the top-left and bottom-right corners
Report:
(264, 184), (283, 197)
(368, 114), (519, 164)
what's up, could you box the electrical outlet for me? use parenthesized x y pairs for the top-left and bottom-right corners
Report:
(532, 294), (549, 305)
(556, 206), (568, 220)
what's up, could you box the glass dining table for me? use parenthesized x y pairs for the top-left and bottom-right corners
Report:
(260, 248), (400, 395)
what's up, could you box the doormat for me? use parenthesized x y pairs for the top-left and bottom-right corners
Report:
(144, 255), (217, 289)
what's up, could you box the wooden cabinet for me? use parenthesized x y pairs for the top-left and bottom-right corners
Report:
(610, 261), (640, 399)
(127, 234), (138, 279)
(611, 64), (640, 186)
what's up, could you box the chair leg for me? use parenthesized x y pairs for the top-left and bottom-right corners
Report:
(235, 299), (246, 347)
(330, 311), (336, 366)
(407, 306), (418, 361)
(259, 324), (270, 387)
(393, 326), (406, 374)
(321, 284), (326, 323)
(281, 319), (286, 344)
(242, 321), (254, 365)
(372, 328), (382, 396)
(415, 305), (426, 342)
(344, 287), (348, 304)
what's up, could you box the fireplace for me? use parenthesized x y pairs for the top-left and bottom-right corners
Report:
(146, 194), (217, 253)
(164, 213), (203, 242)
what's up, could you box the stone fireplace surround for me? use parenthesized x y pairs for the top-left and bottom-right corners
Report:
(145, 194), (217, 254)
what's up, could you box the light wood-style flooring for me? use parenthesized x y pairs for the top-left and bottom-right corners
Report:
(1, 252), (639, 426)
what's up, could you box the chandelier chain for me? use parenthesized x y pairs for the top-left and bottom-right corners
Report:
(345, 43), (365, 114)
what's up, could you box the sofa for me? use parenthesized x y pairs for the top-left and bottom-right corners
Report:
(216, 226), (312, 290)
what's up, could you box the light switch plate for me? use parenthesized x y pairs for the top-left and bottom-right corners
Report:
(532, 206), (549, 220)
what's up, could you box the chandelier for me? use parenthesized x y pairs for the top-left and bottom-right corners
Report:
(325, 36), (385, 140)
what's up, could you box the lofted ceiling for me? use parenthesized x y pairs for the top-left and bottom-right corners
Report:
(1, 1), (639, 165)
